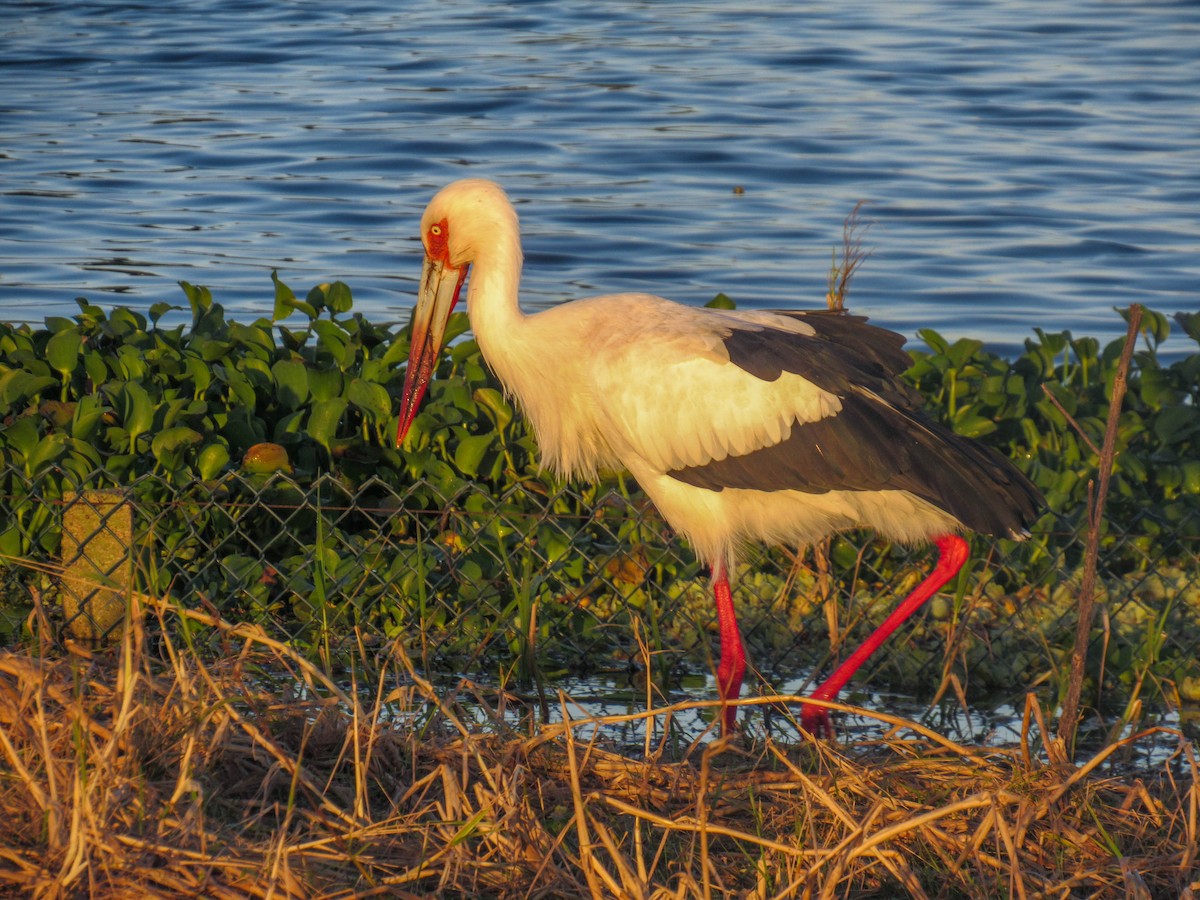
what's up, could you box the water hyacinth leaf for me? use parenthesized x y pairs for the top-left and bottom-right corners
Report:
(25, 432), (68, 477)
(272, 271), (297, 322)
(1, 327), (33, 354)
(454, 431), (494, 478)
(273, 409), (307, 438)
(151, 426), (202, 461)
(347, 377), (391, 424)
(1182, 460), (1200, 494)
(449, 339), (480, 367)
(189, 337), (233, 363)
(1033, 328), (1068, 356)
(2, 416), (40, 457)
(229, 321), (275, 358)
(183, 357), (213, 397)
(118, 381), (154, 447)
(951, 408), (998, 438)
(307, 397), (349, 453)
(221, 554), (265, 587)
(1117, 305), (1170, 346)
(438, 380), (476, 417)
(918, 328), (950, 355)
(1175, 311), (1200, 344)
(305, 284), (328, 314)
(197, 442), (231, 480)
(1158, 465), (1184, 493)
(278, 325), (309, 352)
(46, 328), (82, 376)
(0, 526), (22, 560)
(381, 334), (410, 368)
(179, 281), (213, 320)
(359, 356), (387, 384)
(108, 306), (147, 336)
(272, 360), (309, 410)
(1138, 368), (1177, 409)
(44, 317), (75, 333)
(1153, 405), (1200, 444)
(192, 303), (228, 340)
(325, 281), (353, 315)
(159, 397), (192, 430)
(272, 271), (317, 322)
(237, 357), (274, 395)
(473, 387), (513, 432)
(0, 370), (58, 407)
(219, 364), (257, 409)
(1071, 336), (1099, 364)
(313, 319), (351, 367)
(70, 394), (107, 441)
(307, 368), (343, 402)
(17, 354), (52, 379)
(115, 345), (148, 382)
(444, 311), (472, 344)
(1118, 452), (1147, 483)
(946, 338), (984, 369)
(84, 350), (109, 388)
(149, 301), (178, 325)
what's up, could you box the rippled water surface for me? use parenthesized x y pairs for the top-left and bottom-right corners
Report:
(3, 0), (1198, 352)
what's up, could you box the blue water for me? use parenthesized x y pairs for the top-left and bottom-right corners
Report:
(2, 0), (1198, 355)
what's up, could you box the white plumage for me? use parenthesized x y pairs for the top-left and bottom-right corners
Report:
(397, 179), (1041, 736)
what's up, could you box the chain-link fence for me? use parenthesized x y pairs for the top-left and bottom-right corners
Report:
(3, 462), (1200, 729)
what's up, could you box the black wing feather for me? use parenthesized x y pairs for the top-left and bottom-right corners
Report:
(670, 311), (1042, 538)
(722, 310), (925, 410)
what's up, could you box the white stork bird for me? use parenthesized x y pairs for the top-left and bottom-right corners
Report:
(396, 179), (1041, 737)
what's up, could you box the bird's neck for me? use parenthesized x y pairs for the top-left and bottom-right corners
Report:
(464, 232), (615, 480)
(466, 230), (530, 383)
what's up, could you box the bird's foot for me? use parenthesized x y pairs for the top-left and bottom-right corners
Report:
(800, 691), (836, 739)
(719, 702), (739, 737)
(799, 705), (833, 739)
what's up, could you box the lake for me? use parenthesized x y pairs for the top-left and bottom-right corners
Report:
(2, 0), (1198, 356)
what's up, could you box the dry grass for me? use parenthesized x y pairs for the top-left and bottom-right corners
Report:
(0, 594), (1197, 899)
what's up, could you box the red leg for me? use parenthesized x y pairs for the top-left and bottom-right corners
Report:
(801, 534), (970, 737)
(713, 565), (746, 735)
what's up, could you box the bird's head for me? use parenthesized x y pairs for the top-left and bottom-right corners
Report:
(396, 179), (517, 446)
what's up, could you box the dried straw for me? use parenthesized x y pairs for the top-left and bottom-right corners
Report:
(0, 589), (1196, 898)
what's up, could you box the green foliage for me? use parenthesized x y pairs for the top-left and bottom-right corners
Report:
(908, 311), (1200, 568)
(1, 282), (1198, 713)
(0, 277), (660, 673)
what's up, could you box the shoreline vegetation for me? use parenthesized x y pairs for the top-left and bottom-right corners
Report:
(1, 279), (1198, 894)
(1, 599), (1196, 897)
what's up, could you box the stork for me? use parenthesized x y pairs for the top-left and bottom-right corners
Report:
(396, 179), (1041, 737)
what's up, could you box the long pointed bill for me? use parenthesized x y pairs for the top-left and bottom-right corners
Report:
(396, 255), (468, 446)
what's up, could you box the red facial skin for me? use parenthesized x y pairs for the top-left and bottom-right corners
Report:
(396, 219), (467, 446)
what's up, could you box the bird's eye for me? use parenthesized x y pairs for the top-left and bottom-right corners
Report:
(426, 219), (450, 258)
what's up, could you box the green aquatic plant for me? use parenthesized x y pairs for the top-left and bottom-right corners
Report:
(0, 279), (1197, 715)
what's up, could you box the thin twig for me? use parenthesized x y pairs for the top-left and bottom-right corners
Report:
(1039, 384), (1102, 457)
(1057, 303), (1143, 754)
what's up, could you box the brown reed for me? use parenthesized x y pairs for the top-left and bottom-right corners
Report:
(0, 586), (1196, 898)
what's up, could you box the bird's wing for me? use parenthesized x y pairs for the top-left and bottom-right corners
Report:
(585, 300), (915, 473)
(668, 385), (1040, 535)
(585, 299), (1040, 538)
